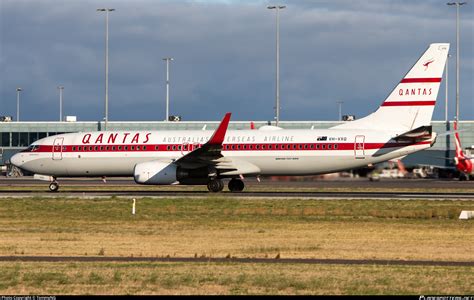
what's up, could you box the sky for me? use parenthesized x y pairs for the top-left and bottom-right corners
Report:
(0, 0), (473, 122)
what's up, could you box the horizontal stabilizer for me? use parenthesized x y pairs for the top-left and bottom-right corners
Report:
(394, 126), (432, 142)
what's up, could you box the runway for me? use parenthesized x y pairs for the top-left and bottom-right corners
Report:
(2, 176), (472, 189)
(1, 190), (473, 200)
(1, 255), (473, 267)
(1, 177), (473, 199)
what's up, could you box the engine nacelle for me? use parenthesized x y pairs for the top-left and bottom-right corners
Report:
(134, 161), (178, 185)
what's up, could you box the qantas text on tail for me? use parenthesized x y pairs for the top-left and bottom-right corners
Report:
(11, 43), (450, 192)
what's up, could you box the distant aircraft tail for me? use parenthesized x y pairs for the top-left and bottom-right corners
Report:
(454, 120), (472, 174)
(333, 43), (450, 133)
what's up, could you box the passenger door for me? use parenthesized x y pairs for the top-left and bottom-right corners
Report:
(52, 137), (64, 160)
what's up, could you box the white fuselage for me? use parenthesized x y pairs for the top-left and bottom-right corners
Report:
(11, 128), (433, 179)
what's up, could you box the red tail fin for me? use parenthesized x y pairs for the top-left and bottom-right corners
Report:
(454, 121), (473, 174)
(454, 121), (464, 159)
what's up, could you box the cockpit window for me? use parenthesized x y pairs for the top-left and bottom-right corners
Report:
(22, 145), (40, 152)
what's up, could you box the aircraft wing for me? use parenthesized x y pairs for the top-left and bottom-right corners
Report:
(174, 112), (261, 176)
(174, 112), (232, 169)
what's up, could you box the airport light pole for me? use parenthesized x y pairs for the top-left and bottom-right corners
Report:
(337, 101), (344, 121)
(57, 86), (64, 121)
(163, 57), (174, 122)
(16, 87), (22, 122)
(97, 8), (115, 130)
(267, 5), (285, 126)
(445, 54), (451, 123)
(444, 54), (451, 168)
(447, 2), (466, 121)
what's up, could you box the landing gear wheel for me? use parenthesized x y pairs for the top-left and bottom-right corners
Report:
(49, 182), (59, 192)
(207, 179), (224, 193)
(228, 179), (245, 192)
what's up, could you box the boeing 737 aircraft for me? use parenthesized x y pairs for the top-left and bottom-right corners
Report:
(11, 43), (450, 192)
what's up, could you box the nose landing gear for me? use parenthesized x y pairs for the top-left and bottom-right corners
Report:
(49, 180), (59, 192)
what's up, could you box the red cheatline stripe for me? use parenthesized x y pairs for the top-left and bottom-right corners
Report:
(400, 78), (441, 83)
(381, 101), (436, 107)
(32, 141), (432, 153)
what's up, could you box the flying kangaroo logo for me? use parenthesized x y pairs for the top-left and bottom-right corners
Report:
(423, 59), (435, 70)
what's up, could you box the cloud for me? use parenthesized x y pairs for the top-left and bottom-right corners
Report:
(0, 0), (472, 122)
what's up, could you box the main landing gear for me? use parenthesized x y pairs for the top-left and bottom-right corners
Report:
(207, 179), (224, 192)
(49, 180), (59, 192)
(228, 178), (244, 192)
(206, 178), (245, 192)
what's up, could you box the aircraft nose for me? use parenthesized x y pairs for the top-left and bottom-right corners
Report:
(10, 153), (23, 167)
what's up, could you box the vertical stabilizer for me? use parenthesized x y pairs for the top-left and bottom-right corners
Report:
(333, 43), (450, 132)
(454, 121), (472, 174)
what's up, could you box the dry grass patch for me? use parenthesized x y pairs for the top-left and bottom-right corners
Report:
(0, 262), (473, 295)
(0, 197), (473, 261)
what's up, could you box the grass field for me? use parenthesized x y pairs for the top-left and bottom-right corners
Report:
(0, 196), (473, 294)
(1, 262), (473, 295)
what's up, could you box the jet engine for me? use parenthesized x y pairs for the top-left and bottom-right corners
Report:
(134, 161), (178, 185)
(134, 161), (211, 185)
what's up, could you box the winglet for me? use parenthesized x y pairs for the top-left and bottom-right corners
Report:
(208, 113), (231, 145)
